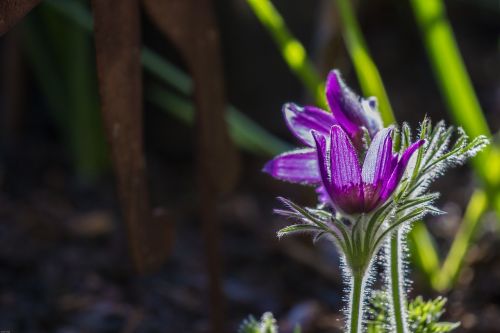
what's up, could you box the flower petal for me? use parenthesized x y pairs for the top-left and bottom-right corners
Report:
(361, 127), (394, 209)
(329, 125), (362, 190)
(326, 70), (360, 137)
(326, 70), (383, 138)
(316, 185), (331, 205)
(362, 128), (394, 185)
(312, 131), (330, 186)
(313, 130), (361, 213)
(380, 139), (426, 201)
(263, 148), (321, 184)
(283, 103), (336, 146)
(360, 97), (383, 137)
(327, 125), (364, 213)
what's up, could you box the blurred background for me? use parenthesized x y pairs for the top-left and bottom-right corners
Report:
(0, 0), (499, 332)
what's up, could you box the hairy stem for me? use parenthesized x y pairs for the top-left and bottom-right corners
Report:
(349, 271), (364, 333)
(389, 230), (408, 333)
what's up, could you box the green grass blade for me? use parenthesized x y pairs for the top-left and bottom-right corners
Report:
(335, 0), (396, 125)
(409, 222), (440, 279)
(45, 0), (92, 30)
(433, 190), (488, 291)
(20, 16), (67, 124)
(409, 0), (500, 187)
(141, 49), (191, 95)
(246, 0), (325, 106)
(146, 84), (291, 156)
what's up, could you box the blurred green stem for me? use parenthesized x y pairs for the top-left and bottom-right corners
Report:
(409, 0), (500, 289)
(335, 0), (396, 125)
(409, 0), (499, 187)
(146, 84), (291, 155)
(22, 4), (107, 181)
(246, 0), (325, 106)
(433, 189), (488, 291)
(408, 223), (440, 278)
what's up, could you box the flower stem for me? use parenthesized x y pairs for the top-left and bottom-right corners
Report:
(349, 271), (364, 333)
(389, 230), (408, 333)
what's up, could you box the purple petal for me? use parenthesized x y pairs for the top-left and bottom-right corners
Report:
(360, 98), (383, 137)
(328, 126), (364, 213)
(312, 131), (330, 187)
(329, 125), (362, 190)
(380, 139), (426, 201)
(362, 127), (394, 185)
(326, 70), (383, 138)
(313, 131), (361, 213)
(326, 70), (360, 138)
(263, 148), (321, 185)
(283, 103), (337, 146)
(361, 128), (394, 209)
(316, 185), (331, 205)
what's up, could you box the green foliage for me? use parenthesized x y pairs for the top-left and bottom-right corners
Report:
(238, 312), (302, 333)
(367, 292), (459, 333)
(246, 0), (325, 106)
(409, 0), (499, 187)
(21, 2), (108, 182)
(335, 0), (395, 125)
(408, 0), (500, 292)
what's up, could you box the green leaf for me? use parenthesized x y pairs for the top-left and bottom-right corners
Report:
(277, 224), (321, 238)
(367, 292), (460, 333)
(238, 313), (278, 333)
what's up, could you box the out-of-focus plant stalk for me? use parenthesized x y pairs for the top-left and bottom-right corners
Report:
(335, 0), (395, 126)
(22, 4), (107, 182)
(409, 0), (500, 187)
(246, 0), (325, 106)
(410, 0), (500, 290)
(408, 223), (440, 278)
(433, 189), (488, 290)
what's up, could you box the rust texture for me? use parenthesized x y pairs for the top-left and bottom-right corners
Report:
(0, 0), (40, 36)
(92, 0), (172, 274)
(143, 0), (240, 331)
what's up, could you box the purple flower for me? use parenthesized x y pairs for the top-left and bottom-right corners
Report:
(263, 70), (383, 197)
(313, 126), (424, 214)
(326, 70), (382, 141)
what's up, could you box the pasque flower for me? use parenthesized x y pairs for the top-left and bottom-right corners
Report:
(263, 70), (383, 202)
(267, 66), (489, 333)
(264, 70), (382, 182)
(313, 126), (424, 214)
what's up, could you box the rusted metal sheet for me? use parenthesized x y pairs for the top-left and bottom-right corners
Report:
(0, 0), (40, 36)
(142, 0), (240, 331)
(91, 0), (172, 274)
